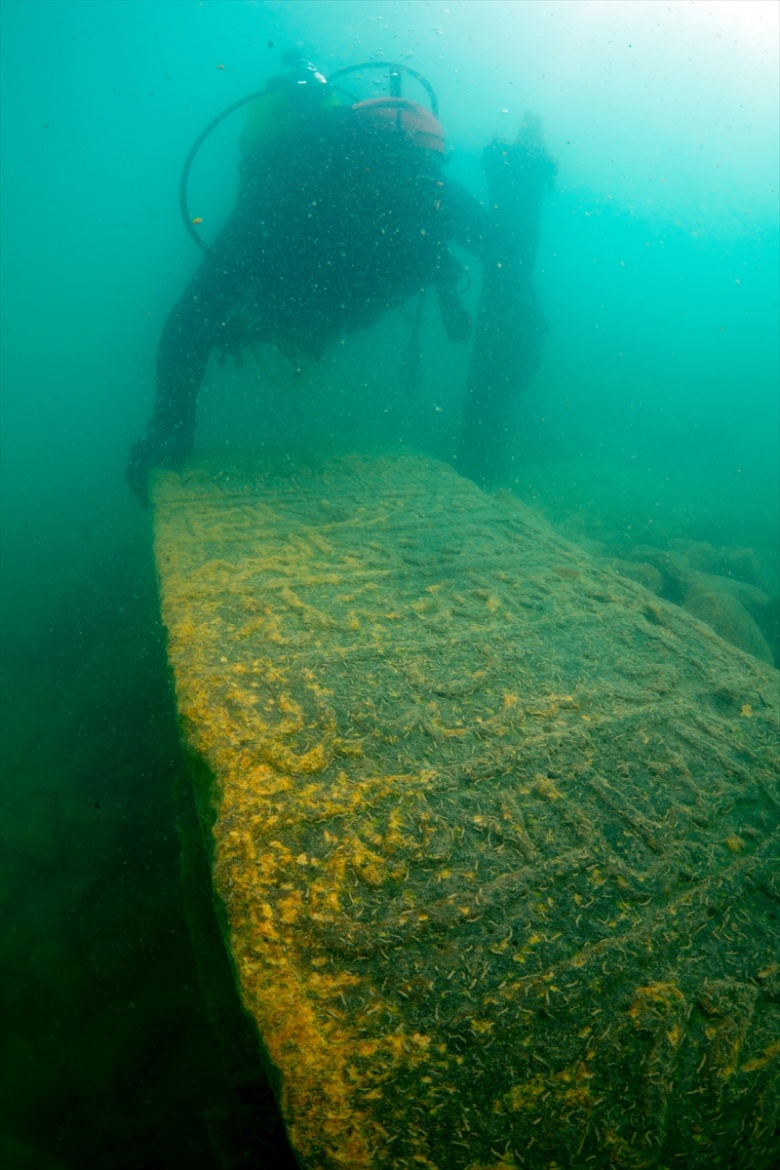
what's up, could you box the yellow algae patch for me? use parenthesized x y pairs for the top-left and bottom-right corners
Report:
(741, 1039), (780, 1073)
(628, 981), (686, 1024)
(465, 1162), (517, 1170)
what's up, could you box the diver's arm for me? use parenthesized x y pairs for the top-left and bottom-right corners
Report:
(480, 112), (557, 269)
(443, 118), (556, 267)
(126, 220), (250, 503)
(458, 114), (556, 486)
(151, 295), (211, 434)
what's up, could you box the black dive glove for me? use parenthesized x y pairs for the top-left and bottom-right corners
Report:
(482, 112), (557, 187)
(125, 416), (194, 507)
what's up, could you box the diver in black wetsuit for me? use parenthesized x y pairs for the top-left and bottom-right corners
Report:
(126, 58), (556, 503)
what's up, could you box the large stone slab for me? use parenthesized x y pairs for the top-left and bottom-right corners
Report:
(152, 453), (779, 1170)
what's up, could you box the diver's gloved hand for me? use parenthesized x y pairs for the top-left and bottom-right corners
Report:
(125, 417), (194, 507)
(482, 111), (557, 193)
(513, 112), (557, 174)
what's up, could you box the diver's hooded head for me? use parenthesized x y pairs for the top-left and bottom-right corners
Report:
(277, 48), (329, 88)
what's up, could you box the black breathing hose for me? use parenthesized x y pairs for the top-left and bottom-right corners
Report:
(178, 89), (267, 253)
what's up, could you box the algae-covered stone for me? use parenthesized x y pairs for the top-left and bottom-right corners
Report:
(152, 453), (780, 1170)
(604, 557), (664, 595)
(683, 588), (774, 665)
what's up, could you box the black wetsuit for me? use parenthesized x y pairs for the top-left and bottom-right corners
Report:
(127, 100), (554, 500)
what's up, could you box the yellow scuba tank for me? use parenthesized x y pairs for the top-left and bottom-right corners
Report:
(239, 72), (342, 159)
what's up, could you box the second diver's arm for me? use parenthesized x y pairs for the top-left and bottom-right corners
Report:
(456, 114), (557, 486)
(441, 115), (557, 269)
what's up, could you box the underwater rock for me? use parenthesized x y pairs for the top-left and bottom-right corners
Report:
(604, 557), (664, 594)
(678, 540), (768, 590)
(627, 545), (694, 604)
(153, 454), (779, 1170)
(689, 571), (768, 610)
(627, 544), (776, 665)
(683, 589), (774, 665)
(756, 594), (780, 668)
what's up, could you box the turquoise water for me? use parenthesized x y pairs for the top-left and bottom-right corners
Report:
(1, 1), (778, 1166)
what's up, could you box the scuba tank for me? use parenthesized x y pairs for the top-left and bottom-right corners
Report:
(178, 53), (463, 397)
(180, 54), (441, 253)
(239, 53), (342, 159)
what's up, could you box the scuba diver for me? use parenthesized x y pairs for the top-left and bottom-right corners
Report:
(126, 53), (556, 503)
